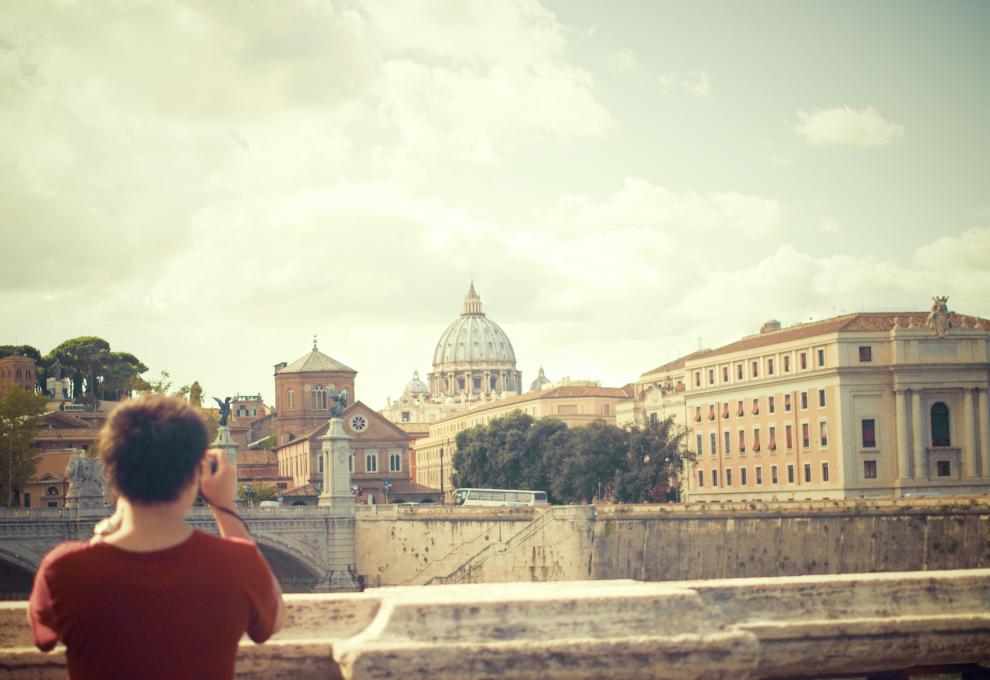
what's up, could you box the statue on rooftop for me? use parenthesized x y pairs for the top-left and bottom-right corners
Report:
(328, 388), (349, 418)
(926, 296), (952, 338)
(213, 396), (232, 427)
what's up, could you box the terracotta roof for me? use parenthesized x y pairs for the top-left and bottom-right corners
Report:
(237, 450), (277, 466)
(643, 311), (990, 374)
(278, 348), (356, 374)
(283, 483), (320, 496)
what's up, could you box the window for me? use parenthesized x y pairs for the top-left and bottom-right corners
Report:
(473, 376), (481, 390)
(820, 421), (828, 447)
(708, 404), (716, 421)
(726, 469), (733, 486)
(859, 346), (872, 362)
(752, 398), (760, 415)
(783, 355), (791, 372)
(822, 463), (830, 482)
(800, 392), (808, 410)
(937, 460), (951, 477)
(696, 433), (703, 456)
(930, 403), (950, 446)
(365, 451), (378, 473)
(738, 430), (746, 453)
(694, 406), (702, 422)
(768, 396), (776, 414)
(736, 364), (744, 380)
(768, 426), (777, 452)
(389, 451), (402, 472)
(287, 389), (294, 411)
(740, 468), (748, 486)
(710, 432), (717, 457)
(737, 400), (744, 417)
(801, 423), (810, 449)
(458, 377), (465, 391)
(318, 455), (324, 474)
(711, 469), (718, 487)
(864, 460), (877, 479)
(751, 360), (759, 378)
(698, 470), (704, 487)
(804, 463), (812, 483)
(862, 419), (877, 448)
(799, 352), (807, 370)
(817, 349), (825, 367)
(722, 366), (729, 382)
(787, 464), (795, 483)
(756, 466), (763, 485)
(401, 411), (410, 422)
(650, 412), (660, 426)
(694, 371), (701, 387)
(767, 358), (775, 375)
(784, 394), (792, 412)
(708, 368), (715, 385)
(724, 431), (731, 455)
(313, 385), (328, 410)
(785, 424), (793, 450)
(723, 402), (730, 419)
(771, 465), (779, 484)
(23, 493), (30, 508)
(753, 428), (761, 452)
(603, 403), (611, 415)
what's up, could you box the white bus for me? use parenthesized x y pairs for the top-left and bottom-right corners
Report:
(453, 488), (549, 507)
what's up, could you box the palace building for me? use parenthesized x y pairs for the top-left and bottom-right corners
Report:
(622, 298), (990, 500)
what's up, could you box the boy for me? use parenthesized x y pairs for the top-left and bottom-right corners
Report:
(28, 395), (287, 679)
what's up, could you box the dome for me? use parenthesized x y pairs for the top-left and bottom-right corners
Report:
(403, 370), (430, 398)
(529, 366), (551, 392)
(432, 283), (517, 367)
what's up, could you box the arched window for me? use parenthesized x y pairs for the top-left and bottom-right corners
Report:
(931, 402), (950, 447)
(287, 389), (294, 411)
(313, 386), (327, 410)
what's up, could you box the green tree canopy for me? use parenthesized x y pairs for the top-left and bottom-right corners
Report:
(0, 388), (48, 506)
(452, 411), (690, 505)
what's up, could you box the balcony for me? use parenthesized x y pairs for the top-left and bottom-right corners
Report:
(2, 569), (988, 678)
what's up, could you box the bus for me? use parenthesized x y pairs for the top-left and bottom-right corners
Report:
(453, 488), (549, 507)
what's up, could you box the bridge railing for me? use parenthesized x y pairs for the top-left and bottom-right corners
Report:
(1, 568), (988, 679)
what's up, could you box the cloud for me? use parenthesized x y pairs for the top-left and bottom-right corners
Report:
(817, 217), (842, 234)
(794, 106), (904, 147)
(608, 48), (636, 72)
(658, 68), (710, 97)
(913, 226), (990, 272)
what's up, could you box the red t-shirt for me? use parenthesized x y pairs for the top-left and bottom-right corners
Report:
(29, 530), (279, 680)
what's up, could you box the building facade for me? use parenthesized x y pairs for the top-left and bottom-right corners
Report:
(414, 383), (632, 495)
(0, 354), (37, 394)
(272, 341), (356, 446)
(624, 302), (990, 501)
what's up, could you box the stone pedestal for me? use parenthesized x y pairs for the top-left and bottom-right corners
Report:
(65, 453), (107, 514)
(318, 417), (361, 592)
(213, 425), (239, 470)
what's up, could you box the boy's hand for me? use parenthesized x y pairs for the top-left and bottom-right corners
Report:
(200, 449), (236, 509)
(91, 502), (123, 543)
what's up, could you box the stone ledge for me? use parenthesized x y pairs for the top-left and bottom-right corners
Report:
(1, 570), (988, 679)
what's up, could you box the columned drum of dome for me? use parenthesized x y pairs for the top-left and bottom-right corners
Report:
(427, 284), (522, 399)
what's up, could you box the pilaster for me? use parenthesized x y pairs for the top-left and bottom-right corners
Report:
(979, 389), (990, 478)
(963, 389), (978, 478)
(894, 390), (910, 482)
(911, 390), (925, 480)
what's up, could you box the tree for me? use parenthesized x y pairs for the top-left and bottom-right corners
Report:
(46, 336), (111, 403)
(0, 388), (48, 506)
(188, 382), (204, 408)
(550, 420), (627, 504)
(237, 483), (280, 502)
(102, 352), (149, 401)
(613, 417), (690, 503)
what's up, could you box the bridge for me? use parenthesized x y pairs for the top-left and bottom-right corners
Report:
(0, 506), (358, 594)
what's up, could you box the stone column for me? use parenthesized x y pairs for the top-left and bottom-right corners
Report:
(895, 390), (911, 482)
(213, 425), (238, 471)
(317, 417), (361, 592)
(979, 389), (990, 478)
(963, 389), (978, 478)
(911, 390), (925, 480)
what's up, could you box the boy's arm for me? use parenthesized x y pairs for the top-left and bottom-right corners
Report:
(201, 450), (288, 635)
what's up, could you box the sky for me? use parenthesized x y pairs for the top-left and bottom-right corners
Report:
(2, 1), (989, 410)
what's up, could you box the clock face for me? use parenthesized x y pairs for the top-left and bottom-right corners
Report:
(349, 414), (368, 433)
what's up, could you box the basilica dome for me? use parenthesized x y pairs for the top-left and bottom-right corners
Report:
(428, 284), (522, 397)
(403, 370), (430, 398)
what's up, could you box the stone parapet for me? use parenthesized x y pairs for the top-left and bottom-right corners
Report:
(2, 569), (989, 679)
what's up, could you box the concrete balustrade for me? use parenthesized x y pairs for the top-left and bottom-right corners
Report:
(1, 569), (988, 679)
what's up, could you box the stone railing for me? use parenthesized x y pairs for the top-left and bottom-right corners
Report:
(1, 569), (988, 679)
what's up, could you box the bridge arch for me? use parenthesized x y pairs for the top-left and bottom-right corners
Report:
(254, 541), (322, 593)
(0, 550), (39, 597)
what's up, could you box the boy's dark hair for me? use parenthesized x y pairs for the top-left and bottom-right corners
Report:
(99, 396), (209, 503)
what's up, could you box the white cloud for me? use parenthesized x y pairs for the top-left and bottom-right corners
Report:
(658, 68), (710, 97)
(817, 217), (842, 234)
(794, 106), (904, 147)
(913, 226), (990, 272)
(608, 48), (636, 72)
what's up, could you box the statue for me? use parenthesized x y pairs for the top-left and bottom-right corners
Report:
(213, 397), (232, 427)
(328, 388), (349, 418)
(926, 296), (952, 338)
(66, 453), (106, 508)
